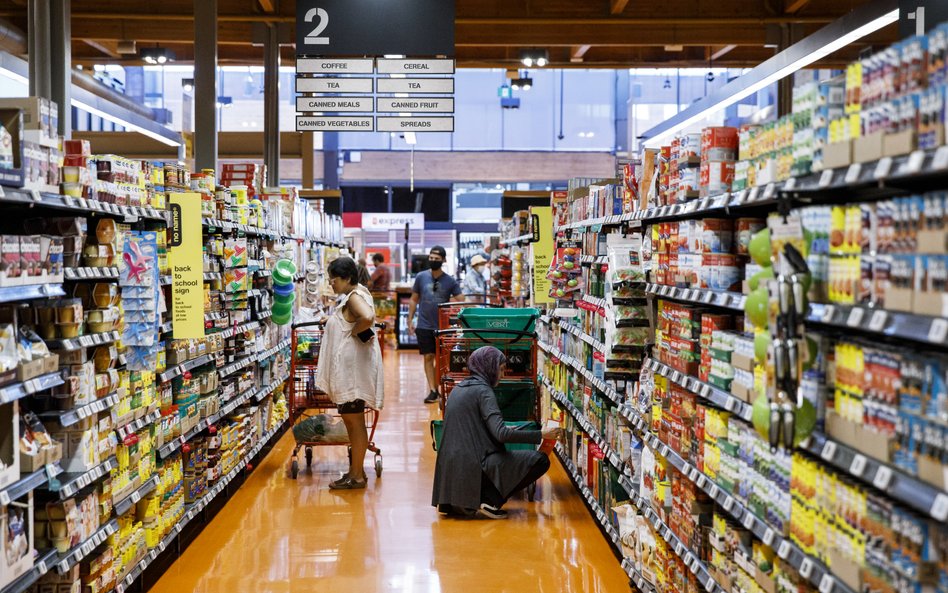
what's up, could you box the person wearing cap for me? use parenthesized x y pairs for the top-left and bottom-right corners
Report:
(461, 254), (489, 301)
(408, 246), (464, 404)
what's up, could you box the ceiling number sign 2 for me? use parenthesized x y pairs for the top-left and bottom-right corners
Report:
(303, 8), (330, 45)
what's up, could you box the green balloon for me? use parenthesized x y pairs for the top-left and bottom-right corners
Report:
(748, 266), (774, 291)
(754, 332), (771, 364)
(751, 394), (771, 442)
(749, 228), (772, 267)
(793, 399), (817, 446)
(745, 286), (769, 330)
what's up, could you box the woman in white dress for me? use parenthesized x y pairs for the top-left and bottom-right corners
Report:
(315, 256), (384, 489)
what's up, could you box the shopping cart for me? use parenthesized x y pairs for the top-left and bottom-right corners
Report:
(437, 301), (502, 330)
(287, 321), (383, 480)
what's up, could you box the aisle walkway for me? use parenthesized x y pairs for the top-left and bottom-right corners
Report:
(150, 351), (630, 593)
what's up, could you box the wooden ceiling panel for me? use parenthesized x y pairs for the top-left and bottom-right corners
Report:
(0, 0), (902, 69)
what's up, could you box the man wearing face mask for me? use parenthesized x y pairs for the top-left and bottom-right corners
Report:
(408, 246), (465, 404)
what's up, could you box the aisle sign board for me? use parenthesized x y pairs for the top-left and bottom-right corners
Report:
(376, 58), (455, 75)
(376, 78), (455, 94)
(295, 77), (373, 94)
(296, 58), (374, 74)
(169, 193), (205, 339)
(376, 116), (454, 132)
(363, 212), (424, 231)
(296, 0), (454, 57)
(531, 206), (555, 306)
(297, 116), (374, 131)
(297, 97), (372, 113)
(376, 98), (454, 113)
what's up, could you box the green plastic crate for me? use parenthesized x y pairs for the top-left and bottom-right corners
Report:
(430, 419), (540, 452)
(456, 307), (538, 347)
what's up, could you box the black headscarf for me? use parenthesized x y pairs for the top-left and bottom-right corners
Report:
(467, 346), (506, 387)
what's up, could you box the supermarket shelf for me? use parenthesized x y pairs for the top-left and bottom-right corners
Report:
(620, 558), (658, 593)
(204, 272), (223, 282)
(617, 474), (730, 593)
(159, 354), (214, 383)
(0, 464), (61, 506)
(45, 330), (120, 352)
(549, 386), (625, 472)
(205, 311), (228, 323)
(217, 320), (260, 340)
(800, 431), (948, 522)
(113, 475), (160, 517)
(115, 409), (162, 440)
(644, 358), (754, 422)
(54, 456), (118, 499)
(807, 302), (948, 349)
(258, 309), (273, 320)
(256, 339), (290, 363)
(557, 320), (607, 354)
(499, 233), (534, 246)
(556, 214), (625, 232)
(218, 354), (255, 379)
(55, 519), (119, 573)
(254, 373), (289, 402)
(0, 188), (166, 222)
(159, 321), (173, 334)
(581, 294), (608, 310)
(38, 391), (121, 427)
(537, 342), (623, 407)
(0, 550), (57, 593)
(0, 283), (65, 303)
(117, 420), (287, 592)
(160, 275), (172, 285)
(645, 283), (746, 312)
(553, 444), (623, 550)
(156, 384), (258, 460)
(580, 255), (609, 266)
(255, 269), (272, 278)
(618, 404), (858, 593)
(0, 371), (65, 404)
(630, 146), (948, 224)
(202, 218), (281, 240)
(64, 266), (119, 281)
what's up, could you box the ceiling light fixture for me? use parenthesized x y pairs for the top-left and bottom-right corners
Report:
(181, 78), (194, 93)
(642, 5), (899, 148)
(141, 47), (174, 65)
(519, 49), (549, 68)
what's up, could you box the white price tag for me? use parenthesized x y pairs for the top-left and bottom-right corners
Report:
(0, 491), (9, 506)
(906, 150), (926, 174)
(131, 491), (141, 504)
(874, 157), (893, 180)
(777, 540), (791, 559)
(742, 511), (755, 530)
(763, 183), (776, 200)
(704, 575), (716, 592)
(934, 146), (948, 170)
(29, 189), (42, 202)
(689, 469), (699, 482)
(784, 177), (797, 191)
(869, 310), (888, 332)
(929, 319), (948, 343)
(764, 529), (776, 547)
(702, 291), (714, 304)
(819, 169), (834, 187)
(850, 454), (868, 477)
(845, 163), (862, 184)
(747, 187), (760, 203)
(931, 493), (948, 521)
(697, 476), (707, 489)
(846, 308), (864, 327)
(799, 558), (814, 579)
(873, 465), (893, 490)
(707, 484), (719, 499)
(723, 497), (735, 512)
(725, 398), (738, 412)
(819, 574), (836, 593)
(675, 542), (684, 556)
(689, 556), (700, 573)
(37, 560), (47, 574)
(820, 441), (837, 462)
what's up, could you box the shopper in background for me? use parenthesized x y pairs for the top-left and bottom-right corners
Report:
(356, 258), (371, 287)
(408, 245), (464, 404)
(461, 254), (489, 301)
(368, 253), (391, 292)
(432, 347), (561, 519)
(315, 257), (384, 490)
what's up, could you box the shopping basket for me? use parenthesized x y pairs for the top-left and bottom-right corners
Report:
(456, 307), (539, 344)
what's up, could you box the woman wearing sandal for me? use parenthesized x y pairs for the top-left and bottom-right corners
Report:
(315, 257), (384, 489)
(431, 347), (561, 518)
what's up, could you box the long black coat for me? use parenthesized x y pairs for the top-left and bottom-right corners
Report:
(431, 376), (542, 510)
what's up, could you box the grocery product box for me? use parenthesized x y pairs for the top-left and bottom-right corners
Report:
(853, 130), (884, 163)
(0, 491), (34, 590)
(0, 97), (57, 144)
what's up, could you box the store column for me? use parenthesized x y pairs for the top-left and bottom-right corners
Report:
(50, 0), (71, 138)
(323, 132), (339, 189)
(26, 0), (51, 99)
(264, 23), (280, 187)
(194, 0), (217, 172)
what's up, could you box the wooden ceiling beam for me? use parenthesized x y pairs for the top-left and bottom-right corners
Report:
(571, 45), (592, 62)
(610, 0), (631, 15)
(257, 0), (277, 13)
(82, 39), (121, 58)
(710, 44), (737, 60)
(784, 0), (813, 14)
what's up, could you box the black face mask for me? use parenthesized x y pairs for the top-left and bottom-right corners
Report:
(429, 260), (443, 271)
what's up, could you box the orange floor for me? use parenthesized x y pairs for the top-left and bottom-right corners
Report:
(149, 351), (631, 593)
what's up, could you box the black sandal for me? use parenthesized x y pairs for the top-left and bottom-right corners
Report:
(329, 475), (367, 489)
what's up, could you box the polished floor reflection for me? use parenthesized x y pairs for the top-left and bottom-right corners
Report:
(149, 352), (631, 593)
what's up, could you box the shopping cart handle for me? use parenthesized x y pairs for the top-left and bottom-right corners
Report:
(292, 321), (327, 329)
(434, 328), (536, 338)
